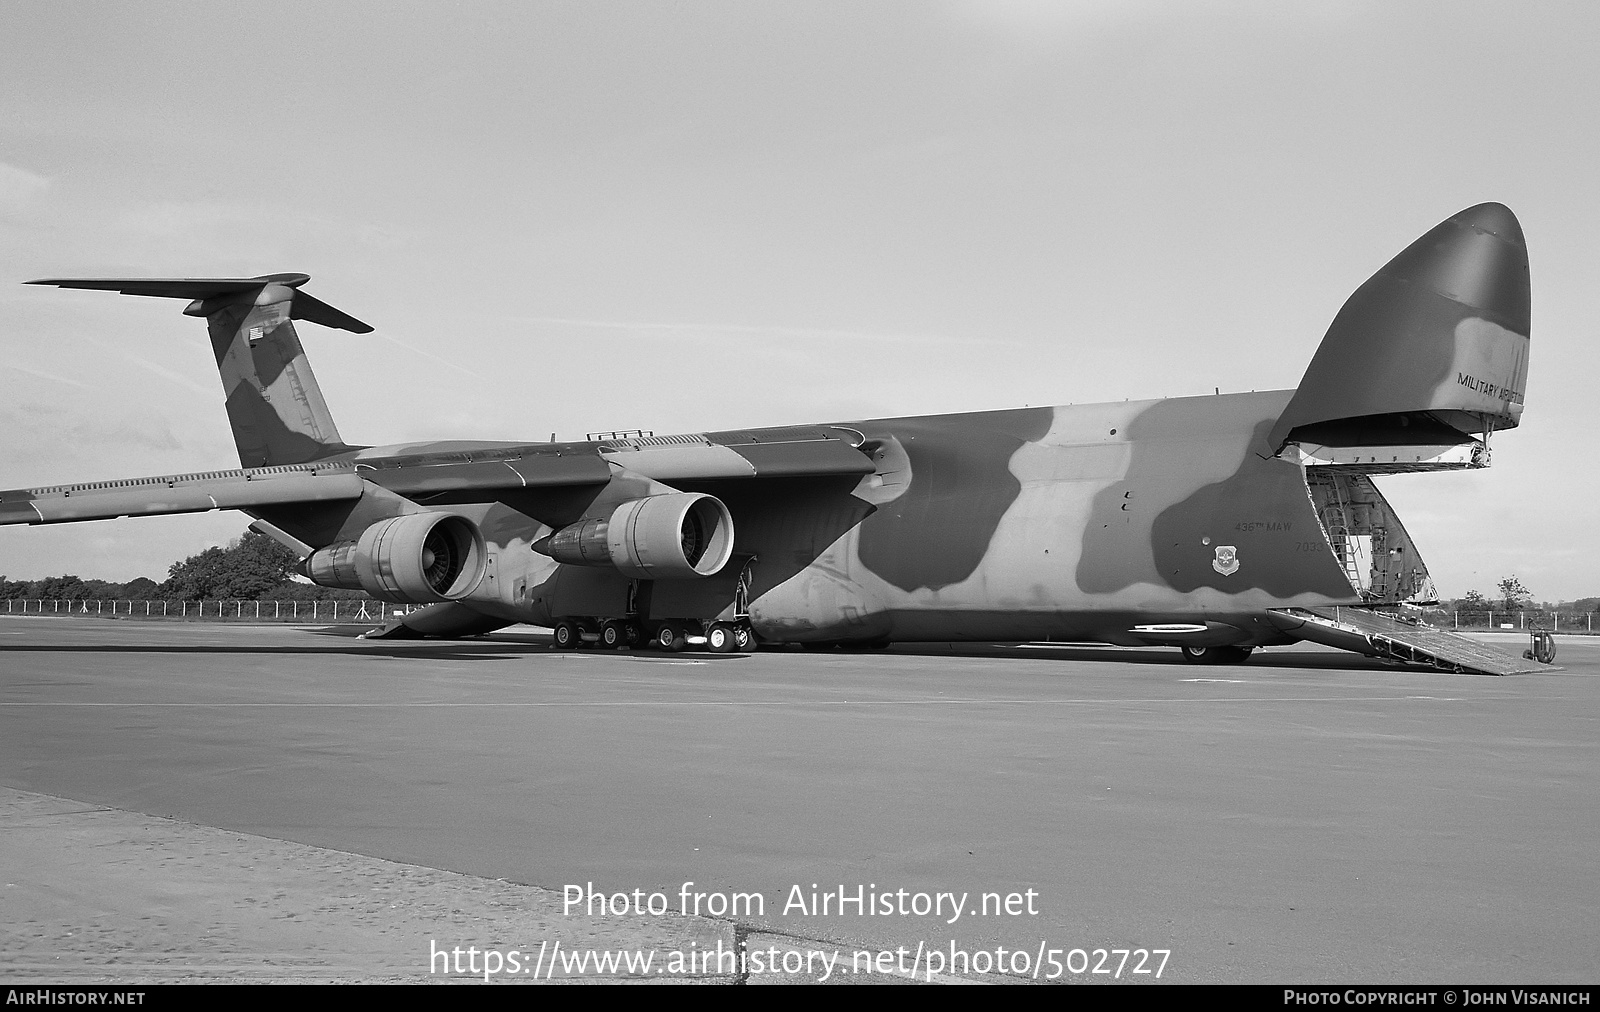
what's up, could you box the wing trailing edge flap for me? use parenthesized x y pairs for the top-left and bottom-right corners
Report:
(366, 434), (875, 503)
(365, 454), (615, 501)
(603, 432), (877, 482)
(0, 466), (365, 526)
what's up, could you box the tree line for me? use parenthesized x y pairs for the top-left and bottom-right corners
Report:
(5, 535), (1598, 611)
(0, 529), (369, 602)
(1449, 577), (1599, 614)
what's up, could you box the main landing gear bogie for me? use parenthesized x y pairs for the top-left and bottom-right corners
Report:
(654, 622), (688, 652)
(651, 619), (757, 654)
(600, 619), (641, 650)
(551, 619), (587, 650)
(551, 617), (756, 654)
(706, 622), (749, 654)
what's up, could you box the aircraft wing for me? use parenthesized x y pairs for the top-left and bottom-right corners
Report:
(0, 428), (876, 529)
(356, 428), (876, 523)
(0, 463), (366, 526)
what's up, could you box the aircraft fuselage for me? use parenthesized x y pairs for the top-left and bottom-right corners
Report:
(378, 388), (1426, 650)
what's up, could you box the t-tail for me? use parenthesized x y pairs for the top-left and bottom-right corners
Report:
(26, 273), (370, 468)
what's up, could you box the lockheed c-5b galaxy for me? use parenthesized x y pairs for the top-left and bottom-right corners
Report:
(3, 203), (1549, 673)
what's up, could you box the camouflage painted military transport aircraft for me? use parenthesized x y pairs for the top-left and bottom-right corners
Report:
(3, 203), (1544, 671)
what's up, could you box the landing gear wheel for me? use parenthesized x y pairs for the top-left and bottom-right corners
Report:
(707, 622), (738, 654)
(654, 623), (686, 652)
(600, 620), (628, 650)
(552, 620), (581, 651)
(733, 624), (756, 653)
(1180, 644), (1253, 665)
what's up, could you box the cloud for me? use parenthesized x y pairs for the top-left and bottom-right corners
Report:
(503, 314), (1026, 349)
(109, 200), (418, 265)
(375, 333), (489, 381)
(0, 162), (51, 217)
(942, 0), (1359, 35)
(0, 404), (186, 461)
(3, 361), (91, 389)
(120, 354), (218, 398)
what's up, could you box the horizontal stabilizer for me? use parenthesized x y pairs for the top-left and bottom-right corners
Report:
(26, 274), (374, 333)
(28, 275), (306, 299)
(288, 289), (372, 333)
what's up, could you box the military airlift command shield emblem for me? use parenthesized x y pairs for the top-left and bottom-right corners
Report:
(1213, 545), (1239, 576)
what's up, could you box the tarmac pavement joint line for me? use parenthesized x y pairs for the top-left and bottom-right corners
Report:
(0, 786), (737, 984)
(0, 787), (998, 985)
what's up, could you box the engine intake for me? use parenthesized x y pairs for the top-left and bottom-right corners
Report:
(305, 513), (487, 603)
(541, 493), (734, 580)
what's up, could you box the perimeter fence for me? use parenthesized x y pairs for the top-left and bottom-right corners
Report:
(3, 597), (418, 624)
(1414, 609), (1596, 633)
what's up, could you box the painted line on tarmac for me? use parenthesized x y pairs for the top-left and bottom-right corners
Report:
(0, 694), (1498, 708)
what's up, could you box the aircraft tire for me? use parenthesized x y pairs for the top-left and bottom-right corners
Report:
(654, 624), (687, 652)
(552, 620), (581, 651)
(1180, 644), (1253, 665)
(707, 622), (737, 653)
(600, 620), (627, 650)
(733, 624), (756, 652)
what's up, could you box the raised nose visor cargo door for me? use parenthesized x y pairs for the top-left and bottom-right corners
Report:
(1268, 202), (1530, 464)
(1264, 203), (1551, 673)
(1269, 203), (1533, 603)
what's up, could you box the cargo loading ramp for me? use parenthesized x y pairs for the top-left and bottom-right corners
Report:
(1268, 606), (1560, 676)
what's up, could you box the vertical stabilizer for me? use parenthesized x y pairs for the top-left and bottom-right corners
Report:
(26, 274), (370, 467)
(195, 278), (357, 467)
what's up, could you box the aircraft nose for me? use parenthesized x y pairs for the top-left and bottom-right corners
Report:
(1451, 201), (1525, 248)
(1379, 201), (1530, 335)
(1266, 201), (1533, 450)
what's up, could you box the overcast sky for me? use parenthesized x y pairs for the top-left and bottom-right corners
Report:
(1, 1), (1595, 600)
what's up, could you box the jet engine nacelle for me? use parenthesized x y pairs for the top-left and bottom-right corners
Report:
(541, 492), (734, 579)
(305, 512), (487, 603)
